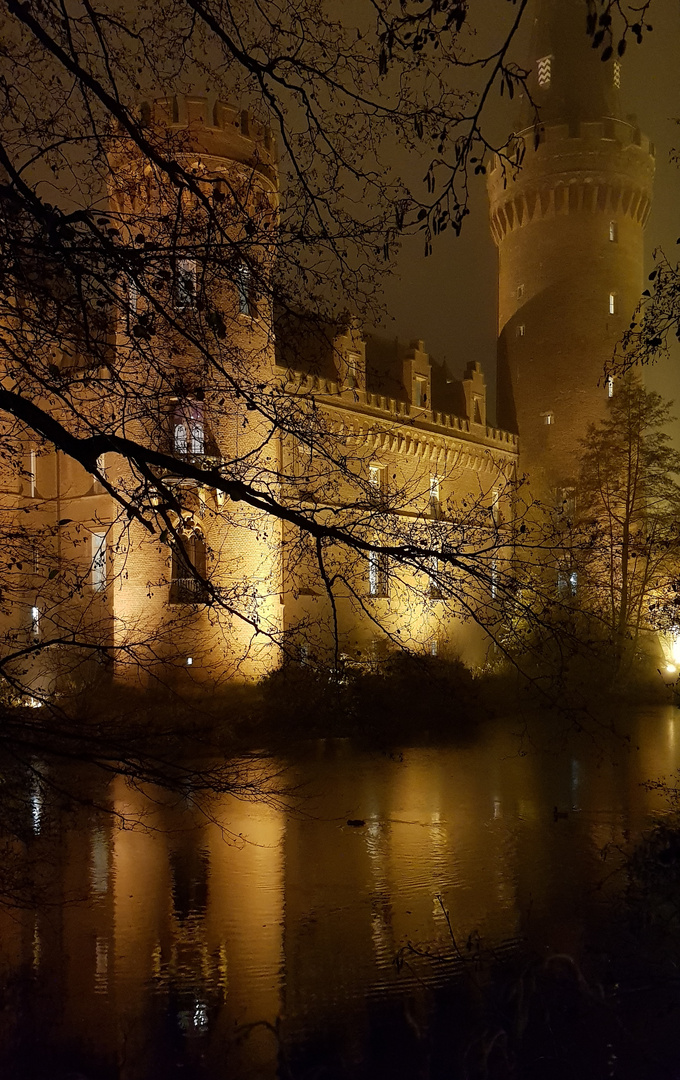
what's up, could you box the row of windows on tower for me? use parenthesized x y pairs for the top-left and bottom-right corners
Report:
(515, 283), (620, 327)
(541, 378), (614, 427)
(536, 55), (621, 90)
(127, 260), (257, 321)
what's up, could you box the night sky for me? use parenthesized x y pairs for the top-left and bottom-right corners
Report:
(374, 0), (680, 431)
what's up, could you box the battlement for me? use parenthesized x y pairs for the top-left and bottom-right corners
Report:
(139, 95), (278, 187)
(488, 116), (654, 245)
(490, 117), (654, 174)
(285, 372), (518, 454)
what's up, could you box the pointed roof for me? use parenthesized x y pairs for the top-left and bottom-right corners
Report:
(520, 0), (624, 129)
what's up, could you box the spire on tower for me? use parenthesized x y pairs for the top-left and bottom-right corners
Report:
(521, 0), (623, 129)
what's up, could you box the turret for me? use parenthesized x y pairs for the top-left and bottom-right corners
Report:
(488, 0), (654, 494)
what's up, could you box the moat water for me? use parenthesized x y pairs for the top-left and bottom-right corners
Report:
(2, 705), (680, 1079)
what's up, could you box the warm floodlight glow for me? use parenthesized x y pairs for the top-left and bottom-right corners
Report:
(667, 664), (677, 675)
(671, 636), (680, 666)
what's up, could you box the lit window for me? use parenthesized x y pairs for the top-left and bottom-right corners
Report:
(368, 464), (385, 499)
(516, 324), (525, 337)
(542, 411), (554, 426)
(174, 423), (188, 454)
(429, 476), (440, 518)
(428, 550), (442, 598)
(30, 605), (40, 640)
(173, 402), (204, 455)
(607, 375), (614, 398)
(609, 220), (618, 242)
(28, 449), (36, 498)
(557, 570), (577, 596)
(413, 376), (428, 408)
(516, 283), (525, 299)
(609, 292), (617, 315)
(429, 639), (438, 657)
(613, 60), (621, 89)
(368, 547), (388, 597)
(176, 258), (196, 309)
(126, 276), (138, 330)
(91, 531), (107, 592)
(491, 557), (498, 599)
(537, 55), (552, 88)
(237, 262), (256, 317)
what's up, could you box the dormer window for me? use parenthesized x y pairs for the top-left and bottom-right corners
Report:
(413, 376), (428, 408)
(347, 352), (360, 387)
(537, 55), (552, 89)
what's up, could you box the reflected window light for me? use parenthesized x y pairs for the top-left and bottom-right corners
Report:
(91, 827), (109, 895)
(31, 782), (43, 834)
(178, 999), (209, 1036)
(493, 798), (502, 820)
(571, 758), (580, 797)
(32, 917), (41, 972)
(94, 937), (109, 993)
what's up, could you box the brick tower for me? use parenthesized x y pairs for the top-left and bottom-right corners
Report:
(487, 0), (655, 496)
(106, 96), (284, 685)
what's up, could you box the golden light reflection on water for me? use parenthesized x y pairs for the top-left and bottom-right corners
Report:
(3, 708), (680, 1077)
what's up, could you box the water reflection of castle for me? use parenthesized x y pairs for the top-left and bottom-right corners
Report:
(3, 717), (679, 1079)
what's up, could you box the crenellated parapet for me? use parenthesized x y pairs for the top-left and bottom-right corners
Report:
(283, 371), (518, 456)
(488, 117), (654, 246)
(138, 94), (278, 188)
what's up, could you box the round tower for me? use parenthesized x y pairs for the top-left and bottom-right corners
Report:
(487, 0), (654, 495)
(107, 96), (284, 685)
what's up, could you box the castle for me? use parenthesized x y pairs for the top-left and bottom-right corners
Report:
(0, 0), (654, 698)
